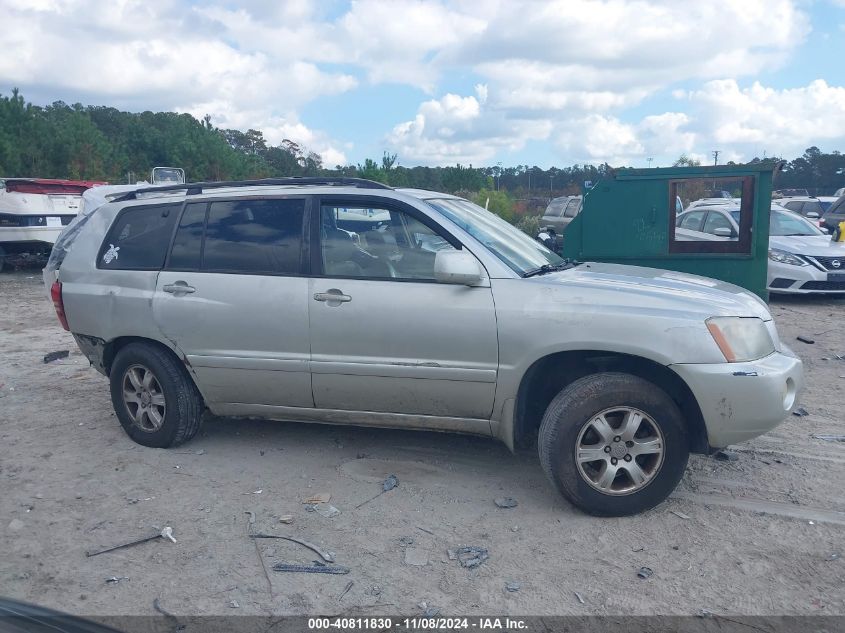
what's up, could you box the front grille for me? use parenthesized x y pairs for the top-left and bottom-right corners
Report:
(810, 256), (845, 271)
(801, 280), (845, 291)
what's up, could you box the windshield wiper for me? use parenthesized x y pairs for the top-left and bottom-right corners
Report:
(522, 260), (580, 278)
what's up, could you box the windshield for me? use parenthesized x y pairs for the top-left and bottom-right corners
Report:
(770, 210), (823, 236)
(424, 197), (564, 274)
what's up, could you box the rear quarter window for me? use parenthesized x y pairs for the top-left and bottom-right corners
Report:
(98, 203), (180, 270)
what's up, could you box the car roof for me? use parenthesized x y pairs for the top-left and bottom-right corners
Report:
(395, 188), (462, 201)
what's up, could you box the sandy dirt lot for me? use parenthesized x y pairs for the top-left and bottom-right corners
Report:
(1, 269), (843, 618)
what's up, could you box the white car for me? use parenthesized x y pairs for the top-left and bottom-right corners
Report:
(833, 187), (844, 198)
(676, 205), (845, 294)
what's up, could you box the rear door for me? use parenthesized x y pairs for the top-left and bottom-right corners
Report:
(152, 197), (313, 408)
(307, 197), (498, 420)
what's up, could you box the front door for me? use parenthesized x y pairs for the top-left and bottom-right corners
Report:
(308, 199), (498, 419)
(152, 197), (313, 408)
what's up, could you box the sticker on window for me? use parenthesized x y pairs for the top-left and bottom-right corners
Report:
(103, 244), (120, 264)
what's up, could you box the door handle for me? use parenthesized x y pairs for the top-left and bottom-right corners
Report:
(163, 281), (196, 294)
(314, 289), (351, 303)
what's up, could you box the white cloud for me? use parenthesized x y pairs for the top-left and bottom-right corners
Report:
(0, 0), (837, 168)
(387, 92), (551, 164)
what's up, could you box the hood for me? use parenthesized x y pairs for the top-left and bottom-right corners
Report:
(770, 234), (845, 258)
(533, 262), (772, 321)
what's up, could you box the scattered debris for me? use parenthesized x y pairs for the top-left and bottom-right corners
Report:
(86, 526), (176, 557)
(793, 407), (809, 417)
(796, 335), (815, 344)
(314, 503), (341, 519)
(813, 434), (845, 443)
(574, 591), (585, 604)
(249, 533), (335, 563)
(366, 585), (382, 596)
(404, 547), (429, 566)
(505, 581), (521, 593)
(229, 599), (240, 609)
(272, 562), (349, 574)
(303, 493), (331, 504)
(399, 536), (414, 546)
(251, 489), (263, 495)
(637, 566), (654, 579)
(7, 519), (24, 532)
(455, 546), (489, 568)
(338, 581), (354, 601)
(355, 475), (401, 509)
(105, 577), (129, 584)
(416, 525), (434, 535)
(825, 552), (840, 562)
(43, 350), (69, 363)
(244, 511), (256, 525)
(418, 602), (441, 617)
(278, 515), (294, 524)
(494, 497), (518, 509)
(714, 450), (739, 462)
(383, 474), (399, 492)
(631, 546), (644, 553)
(447, 549), (457, 560)
(670, 510), (691, 520)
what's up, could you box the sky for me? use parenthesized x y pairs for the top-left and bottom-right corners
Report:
(1, 0), (844, 169)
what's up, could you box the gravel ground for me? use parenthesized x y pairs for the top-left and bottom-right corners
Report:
(0, 269), (843, 618)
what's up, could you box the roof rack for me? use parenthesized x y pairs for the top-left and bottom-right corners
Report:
(111, 177), (393, 201)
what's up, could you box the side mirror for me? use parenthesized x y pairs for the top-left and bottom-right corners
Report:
(805, 211), (820, 219)
(713, 227), (733, 238)
(434, 250), (484, 286)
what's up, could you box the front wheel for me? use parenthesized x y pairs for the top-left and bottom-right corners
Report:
(538, 372), (689, 516)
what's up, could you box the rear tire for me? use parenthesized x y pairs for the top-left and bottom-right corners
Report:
(538, 372), (688, 516)
(109, 342), (203, 448)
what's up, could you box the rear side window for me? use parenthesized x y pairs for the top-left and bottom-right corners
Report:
(167, 198), (306, 274)
(563, 198), (581, 218)
(168, 202), (206, 270)
(98, 204), (180, 270)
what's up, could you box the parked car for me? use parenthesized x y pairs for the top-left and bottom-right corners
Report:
(685, 197), (741, 210)
(44, 178), (803, 516)
(820, 194), (845, 234)
(834, 187), (845, 198)
(0, 178), (105, 270)
(779, 196), (837, 221)
(539, 194), (582, 236)
(773, 188), (809, 198)
(676, 204), (845, 294)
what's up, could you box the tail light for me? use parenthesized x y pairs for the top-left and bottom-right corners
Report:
(50, 281), (70, 331)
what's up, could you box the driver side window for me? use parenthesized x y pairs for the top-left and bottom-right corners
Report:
(319, 204), (455, 280)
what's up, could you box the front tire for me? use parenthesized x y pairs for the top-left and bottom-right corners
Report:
(538, 372), (688, 516)
(109, 342), (203, 448)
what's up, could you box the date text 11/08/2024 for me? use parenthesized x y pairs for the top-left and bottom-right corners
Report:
(307, 617), (528, 630)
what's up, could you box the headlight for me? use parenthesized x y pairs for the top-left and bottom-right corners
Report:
(706, 316), (775, 362)
(768, 249), (806, 266)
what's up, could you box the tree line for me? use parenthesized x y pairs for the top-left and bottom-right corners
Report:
(1, 89), (843, 201)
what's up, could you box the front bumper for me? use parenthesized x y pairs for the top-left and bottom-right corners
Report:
(670, 347), (804, 449)
(768, 260), (845, 294)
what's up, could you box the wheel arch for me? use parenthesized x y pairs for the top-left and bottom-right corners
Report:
(512, 350), (709, 454)
(103, 336), (190, 378)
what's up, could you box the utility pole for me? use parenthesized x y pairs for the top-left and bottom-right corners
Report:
(712, 150), (720, 166)
(647, 157), (653, 168)
(550, 175), (553, 192)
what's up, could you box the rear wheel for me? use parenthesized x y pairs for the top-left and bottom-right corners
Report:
(538, 372), (689, 516)
(109, 342), (203, 448)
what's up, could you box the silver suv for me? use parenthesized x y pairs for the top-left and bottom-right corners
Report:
(44, 178), (804, 516)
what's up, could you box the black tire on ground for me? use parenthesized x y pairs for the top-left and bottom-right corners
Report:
(538, 372), (689, 517)
(109, 342), (203, 448)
